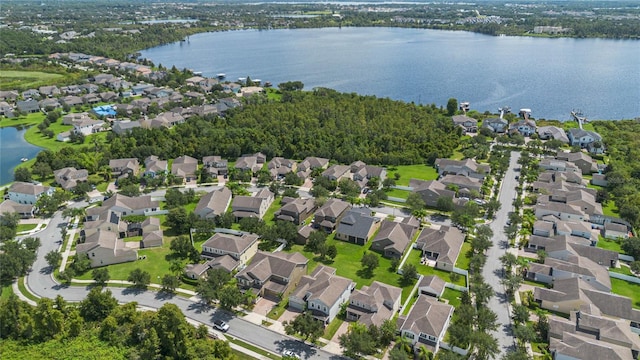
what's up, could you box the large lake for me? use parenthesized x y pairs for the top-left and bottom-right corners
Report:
(0, 127), (42, 185)
(141, 27), (640, 121)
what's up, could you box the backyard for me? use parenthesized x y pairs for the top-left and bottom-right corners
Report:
(390, 164), (438, 186)
(403, 249), (467, 287)
(611, 278), (640, 309)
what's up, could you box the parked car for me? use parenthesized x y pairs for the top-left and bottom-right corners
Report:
(213, 319), (229, 332)
(282, 350), (301, 359)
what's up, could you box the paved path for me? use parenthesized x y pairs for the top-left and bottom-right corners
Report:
(481, 151), (520, 358)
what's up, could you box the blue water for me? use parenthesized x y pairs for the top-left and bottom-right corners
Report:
(141, 27), (640, 121)
(0, 127), (43, 185)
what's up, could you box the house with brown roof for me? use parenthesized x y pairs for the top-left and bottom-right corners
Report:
(276, 197), (316, 225)
(417, 275), (447, 298)
(200, 232), (260, 266)
(550, 331), (636, 360)
(231, 188), (274, 220)
(509, 119), (537, 136)
(313, 198), (351, 233)
(435, 158), (490, 180)
(350, 161), (387, 189)
(235, 251), (308, 300)
(109, 158), (140, 178)
(370, 217), (419, 259)
(452, 114), (478, 133)
(8, 182), (54, 205)
(202, 156), (228, 176)
(94, 193), (159, 218)
(0, 200), (34, 218)
(185, 255), (239, 280)
(268, 157), (297, 180)
(537, 126), (569, 143)
(526, 235), (618, 268)
(289, 265), (355, 324)
(143, 155), (168, 178)
(439, 174), (483, 196)
(556, 151), (598, 175)
(335, 208), (381, 245)
(194, 187), (232, 220)
(525, 255), (611, 292)
(346, 281), (402, 327)
(535, 202), (587, 222)
(54, 167), (88, 190)
(321, 164), (351, 182)
(604, 222), (630, 240)
(415, 226), (465, 271)
(75, 230), (138, 268)
(234, 152), (266, 174)
(409, 179), (456, 208)
(396, 295), (454, 352)
(171, 155), (198, 183)
(296, 157), (329, 179)
(537, 188), (602, 216)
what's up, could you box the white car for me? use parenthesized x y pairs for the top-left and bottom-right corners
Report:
(282, 350), (300, 359)
(213, 319), (229, 332)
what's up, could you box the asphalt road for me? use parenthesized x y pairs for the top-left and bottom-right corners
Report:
(481, 151), (520, 357)
(22, 205), (343, 360)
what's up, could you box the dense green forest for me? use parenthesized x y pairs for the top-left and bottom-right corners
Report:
(0, 291), (235, 360)
(105, 88), (462, 165)
(593, 120), (640, 229)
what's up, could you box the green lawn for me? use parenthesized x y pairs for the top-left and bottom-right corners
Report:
(597, 237), (623, 253)
(16, 223), (38, 233)
(0, 70), (65, 90)
(1, 283), (14, 300)
(391, 164), (438, 186)
(610, 278), (640, 309)
(609, 265), (634, 276)
(263, 197), (283, 225)
(601, 201), (619, 217)
(75, 244), (172, 284)
(404, 249), (466, 287)
(385, 188), (411, 200)
(441, 288), (464, 308)
(455, 242), (472, 271)
(322, 318), (344, 340)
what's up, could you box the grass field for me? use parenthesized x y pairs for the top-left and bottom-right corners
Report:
(601, 201), (619, 217)
(0, 70), (65, 90)
(16, 223), (38, 233)
(385, 188), (411, 200)
(454, 242), (472, 271)
(597, 237), (623, 253)
(404, 249), (467, 287)
(441, 288), (464, 308)
(610, 278), (640, 309)
(390, 164), (438, 186)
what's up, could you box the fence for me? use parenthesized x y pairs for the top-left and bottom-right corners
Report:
(144, 210), (168, 216)
(439, 341), (468, 356)
(619, 254), (636, 262)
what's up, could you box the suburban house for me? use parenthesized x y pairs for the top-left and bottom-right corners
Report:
(109, 158), (140, 178)
(556, 151), (598, 175)
(194, 187), (233, 219)
(112, 120), (141, 134)
(184, 255), (239, 280)
(434, 158), (490, 180)
(86, 194), (159, 220)
(537, 188), (602, 216)
(418, 275), (447, 298)
(603, 222), (630, 240)
(346, 281), (402, 327)
(534, 202), (587, 222)
(451, 114), (478, 133)
(482, 117), (508, 133)
(538, 158), (580, 174)
(567, 128), (603, 149)
(75, 230), (138, 268)
(137, 217), (164, 248)
(350, 161), (387, 189)
(8, 182), (54, 205)
(370, 217), (420, 259)
(275, 197), (316, 225)
(0, 200), (35, 218)
(143, 155), (168, 178)
(62, 112), (92, 125)
(334, 208), (381, 245)
(202, 155), (228, 176)
(509, 119), (537, 136)
(53, 167), (88, 190)
(72, 118), (105, 136)
(439, 174), (483, 196)
(200, 232), (260, 266)
(288, 265), (355, 325)
(526, 235), (618, 268)
(235, 251), (309, 300)
(297, 157), (329, 179)
(231, 188), (275, 220)
(415, 226), (465, 271)
(409, 179), (456, 208)
(171, 155), (198, 183)
(396, 295), (454, 353)
(16, 100), (40, 113)
(235, 152), (266, 173)
(321, 164), (351, 182)
(591, 173), (608, 187)
(525, 256), (612, 292)
(267, 157), (297, 179)
(548, 305), (640, 360)
(537, 126), (569, 143)
(313, 198), (351, 232)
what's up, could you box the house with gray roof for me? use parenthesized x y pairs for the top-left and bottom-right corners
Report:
(185, 255), (239, 280)
(143, 155), (167, 178)
(396, 295), (454, 353)
(439, 174), (483, 196)
(16, 100), (40, 113)
(335, 208), (381, 245)
(234, 152), (266, 174)
(194, 187), (232, 219)
(550, 331), (636, 360)
(236, 251), (308, 300)
(202, 156), (228, 176)
(526, 255), (611, 292)
(112, 120), (141, 134)
(231, 188), (274, 220)
(321, 164), (351, 181)
(313, 198), (351, 233)
(509, 119), (536, 136)
(8, 182), (54, 205)
(346, 281), (402, 327)
(289, 265), (355, 324)
(53, 167), (88, 190)
(452, 114), (478, 133)
(418, 275), (447, 298)
(171, 155), (198, 183)
(556, 151), (598, 175)
(370, 217), (419, 259)
(109, 158), (140, 178)
(201, 232), (260, 266)
(537, 126), (569, 143)
(415, 226), (465, 271)
(537, 188), (602, 216)
(435, 158), (490, 180)
(410, 179), (456, 208)
(539, 158), (580, 173)
(534, 202), (587, 222)
(350, 162), (387, 189)
(604, 222), (630, 240)
(0, 200), (34, 218)
(297, 157), (329, 179)
(567, 128), (602, 148)
(275, 197), (316, 225)
(75, 229), (137, 268)
(268, 157), (297, 179)
(482, 117), (508, 133)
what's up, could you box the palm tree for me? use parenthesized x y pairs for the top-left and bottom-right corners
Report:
(416, 345), (433, 360)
